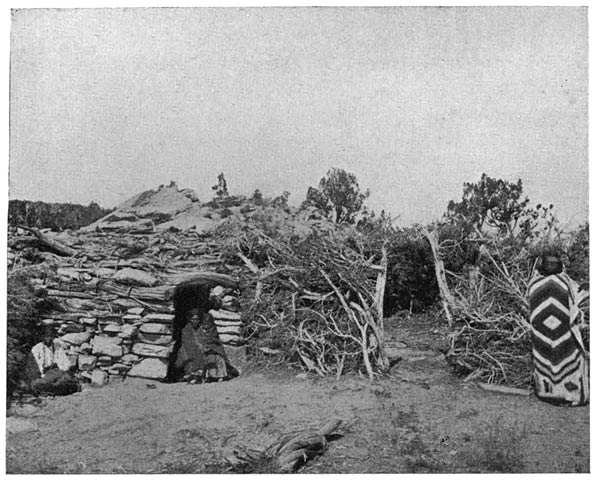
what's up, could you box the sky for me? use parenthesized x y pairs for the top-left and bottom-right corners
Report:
(8, 6), (589, 227)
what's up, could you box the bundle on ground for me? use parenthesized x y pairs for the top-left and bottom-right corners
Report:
(224, 418), (342, 473)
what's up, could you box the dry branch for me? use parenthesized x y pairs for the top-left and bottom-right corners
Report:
(478, 382), (531, 396)
(322, 270), (374, 380)
(19, 226), (77, 257)
(441, 236), (537, 387)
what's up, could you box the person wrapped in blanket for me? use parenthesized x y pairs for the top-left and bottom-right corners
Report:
(26, 326), (80, 396)
(166, 280), (239, 383)
(527, 252), (589, 406)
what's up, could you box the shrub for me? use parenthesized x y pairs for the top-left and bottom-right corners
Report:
(384, 229), (438, 314)
(220, 208), (233, 219)
(566, 222), (589, 290)
(7, 273), (60, 403)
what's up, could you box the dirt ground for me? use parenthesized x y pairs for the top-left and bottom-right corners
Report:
(6, 315), (590, 474)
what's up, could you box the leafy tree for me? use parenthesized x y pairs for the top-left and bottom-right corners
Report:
(356, 208), (395, 236)
(518, 203), (559, 241)
(446, 174), (531, 235)
(303, 187), (331, 216)
(272, 191), (291, 209)
(8, 200), (112, 231)
(251, 188), (263, 204)
(211, 172), (229, 198)
(303, 168), (369, 224)
(251, 189), (262, 200)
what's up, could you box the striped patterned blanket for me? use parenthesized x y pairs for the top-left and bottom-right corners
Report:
(528, 272), (589, 406)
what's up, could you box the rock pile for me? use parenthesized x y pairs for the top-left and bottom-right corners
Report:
(9, 218), (246, 385)
(44, 278), (245, 383)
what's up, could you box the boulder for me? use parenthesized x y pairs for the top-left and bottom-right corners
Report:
(90, 369), (109, 387)
(102, 323), (122, 335)
(127, 358), (168, 380)
(118, 324), (139, 339)
(127, 307), (145, 315)
(78, 354), (97, 371)
(92, 335), (124, 357)
(66, 353), (79, 367)
(139, 323), (171, 335)
(132, 343), (173, 359)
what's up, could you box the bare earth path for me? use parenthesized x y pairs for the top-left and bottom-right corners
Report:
(6, 316), (590, 474)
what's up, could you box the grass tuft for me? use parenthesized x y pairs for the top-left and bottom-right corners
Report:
(461, 415), (526, 473)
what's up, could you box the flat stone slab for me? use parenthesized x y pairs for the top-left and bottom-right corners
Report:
(142, 313), (174, 324)
(132, 342), (173, 359)
(138, 332), (173, 345)
(92, 335), (124, 357)
(59, 331), (93, 346)
(210, 309), (241, 321)
(139, 323), (171, 335)
(127, 357), (168, 380)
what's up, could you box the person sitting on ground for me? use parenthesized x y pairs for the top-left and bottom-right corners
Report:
(167, 279), (239, 383)
(27, 326), (80, 396)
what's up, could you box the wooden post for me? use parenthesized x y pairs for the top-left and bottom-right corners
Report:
(424, 229), (455, 327)
(373, 245), (389, 369)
